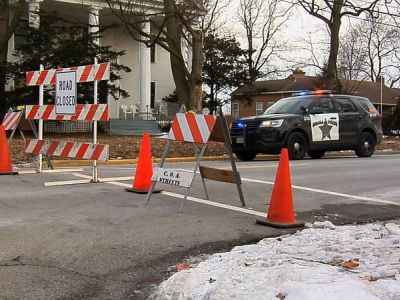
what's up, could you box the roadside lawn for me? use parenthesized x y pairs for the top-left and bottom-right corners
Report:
(8, 133), (400, 164)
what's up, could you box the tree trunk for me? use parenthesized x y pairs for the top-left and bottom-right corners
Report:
(326, 0), (343, 90)
(191, 29), (203, 112)
(0, 47), (7, 122)
(169, 53), (191, 110)
(163, 0), (203, 112)
(209, 84), (215, 115)
(0, 2), (9, 121)
(0, 0), (25, 121)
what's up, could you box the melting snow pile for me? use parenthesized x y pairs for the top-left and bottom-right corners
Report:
(152, 221), (400, 299)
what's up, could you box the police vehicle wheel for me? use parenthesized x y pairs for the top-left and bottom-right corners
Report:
(235, 151), (257, 161)
(355, 132), (376, 157)
(287, 132), (308, 160)
(307, 150), (325, 159)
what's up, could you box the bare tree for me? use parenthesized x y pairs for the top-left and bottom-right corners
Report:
(338, 24), (368, 81)
(339, 14), (400, 87)
(295, 0), (380, 88)
(392, 51), (400, 88)
(107, 0), (224, 111)
(237, 0), (292, 81)
(359, 15), (400, 86)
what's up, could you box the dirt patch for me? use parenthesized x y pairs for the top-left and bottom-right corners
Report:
(7, 133), (400, 164)
(8, 133), (228, 164)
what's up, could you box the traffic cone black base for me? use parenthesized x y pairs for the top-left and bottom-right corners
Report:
(0, 171), (18, 176)
(256, 219), (304, 229)
(125, 187), (162, 194)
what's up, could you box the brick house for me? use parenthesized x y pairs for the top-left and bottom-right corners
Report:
(231, 69), (400, 118)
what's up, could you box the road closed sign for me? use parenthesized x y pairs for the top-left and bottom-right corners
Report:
(55, 71), (77, 115)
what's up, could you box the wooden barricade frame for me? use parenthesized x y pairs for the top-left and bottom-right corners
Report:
(145, 106), (246, 212)
(1, 108), (53, 169)
(25, 60), (110, 182)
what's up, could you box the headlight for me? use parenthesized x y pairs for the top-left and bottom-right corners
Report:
(260, 119), (284, 127)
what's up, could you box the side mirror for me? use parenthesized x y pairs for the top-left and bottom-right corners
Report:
(300, 106), (309, 114)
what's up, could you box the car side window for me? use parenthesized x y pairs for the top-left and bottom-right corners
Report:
(333, 98), (358, 113)
(309, 98), (334, 114)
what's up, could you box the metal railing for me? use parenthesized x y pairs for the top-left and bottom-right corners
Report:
(146, 105), (172, 132)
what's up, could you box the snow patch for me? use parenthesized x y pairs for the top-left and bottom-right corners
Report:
(152, 221), (400, 299)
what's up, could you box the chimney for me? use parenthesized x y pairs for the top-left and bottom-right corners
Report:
(376, 75), (385, 83)
(288, 69), (306, 82)
(292, 69), (306, 77)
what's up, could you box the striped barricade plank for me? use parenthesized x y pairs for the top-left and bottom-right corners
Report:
(168, 113), (217, 144)
(25, 139), (109, 161)
(25, 104), (109, 121)
(26, 62), (110, 86)
(1, 111), (22, 131)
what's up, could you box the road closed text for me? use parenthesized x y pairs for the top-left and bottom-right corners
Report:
(55, 71), (77, 115)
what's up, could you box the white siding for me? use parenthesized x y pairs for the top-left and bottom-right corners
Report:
(102, 27), (175, 118)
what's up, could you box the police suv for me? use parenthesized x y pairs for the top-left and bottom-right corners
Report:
(230, 92), (383, 160)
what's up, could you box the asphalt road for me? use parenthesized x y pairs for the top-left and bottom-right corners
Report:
(1, 153), (400, 299)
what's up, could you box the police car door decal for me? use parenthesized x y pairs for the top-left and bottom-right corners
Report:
(310, 113), (339, 142)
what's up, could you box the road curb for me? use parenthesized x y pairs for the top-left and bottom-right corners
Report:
(20, 151), (400, 168)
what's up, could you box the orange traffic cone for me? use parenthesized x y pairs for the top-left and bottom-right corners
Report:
(256, 148), (304, 228)
(125, 132), (161, 194)
(0, 125), (17, 175)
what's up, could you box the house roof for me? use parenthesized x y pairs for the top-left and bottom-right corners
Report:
(342, 80), (400, 106)
(231, 75), (323, 96)
(232, 73), (400, 106)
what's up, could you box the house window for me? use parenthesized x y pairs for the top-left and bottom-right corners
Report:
(150, 44), (156, 63)
(150, 81), (156, 108)
(14, 19), (29, 50)
(267, 101), (275, 107)
(256, 102), (263, 115)
(232, 103), (239, 118)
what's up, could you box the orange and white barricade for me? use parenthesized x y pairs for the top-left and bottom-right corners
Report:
(145, 108), (246, 212)
(25, 104), (109, 121)
(25, 61), (110, 182)
(1, 110), (24, 144)
(2, 111), (22, 132)
(26, 62), (110, 86)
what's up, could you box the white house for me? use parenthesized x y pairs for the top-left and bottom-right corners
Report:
(7, 0), (181, 120)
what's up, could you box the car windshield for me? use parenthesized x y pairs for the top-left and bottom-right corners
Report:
(264, 96), (313, 114)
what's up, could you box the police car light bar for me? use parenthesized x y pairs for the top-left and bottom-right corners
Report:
(292, 90), (332, 96)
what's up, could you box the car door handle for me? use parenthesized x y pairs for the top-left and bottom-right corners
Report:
(330, 117), (336, 120)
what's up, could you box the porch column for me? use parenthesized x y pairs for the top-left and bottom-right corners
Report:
(88, 5), (101, 182)
(28, 0), (42, 171)
(88, 6), (100, 45)
(139, 20), (151, 119)
(28, 0), (40, 29)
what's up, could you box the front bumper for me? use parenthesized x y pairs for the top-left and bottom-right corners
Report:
(230, 127), (286, 154)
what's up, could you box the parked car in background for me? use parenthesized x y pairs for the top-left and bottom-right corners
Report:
(230, 92), (383, 160)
